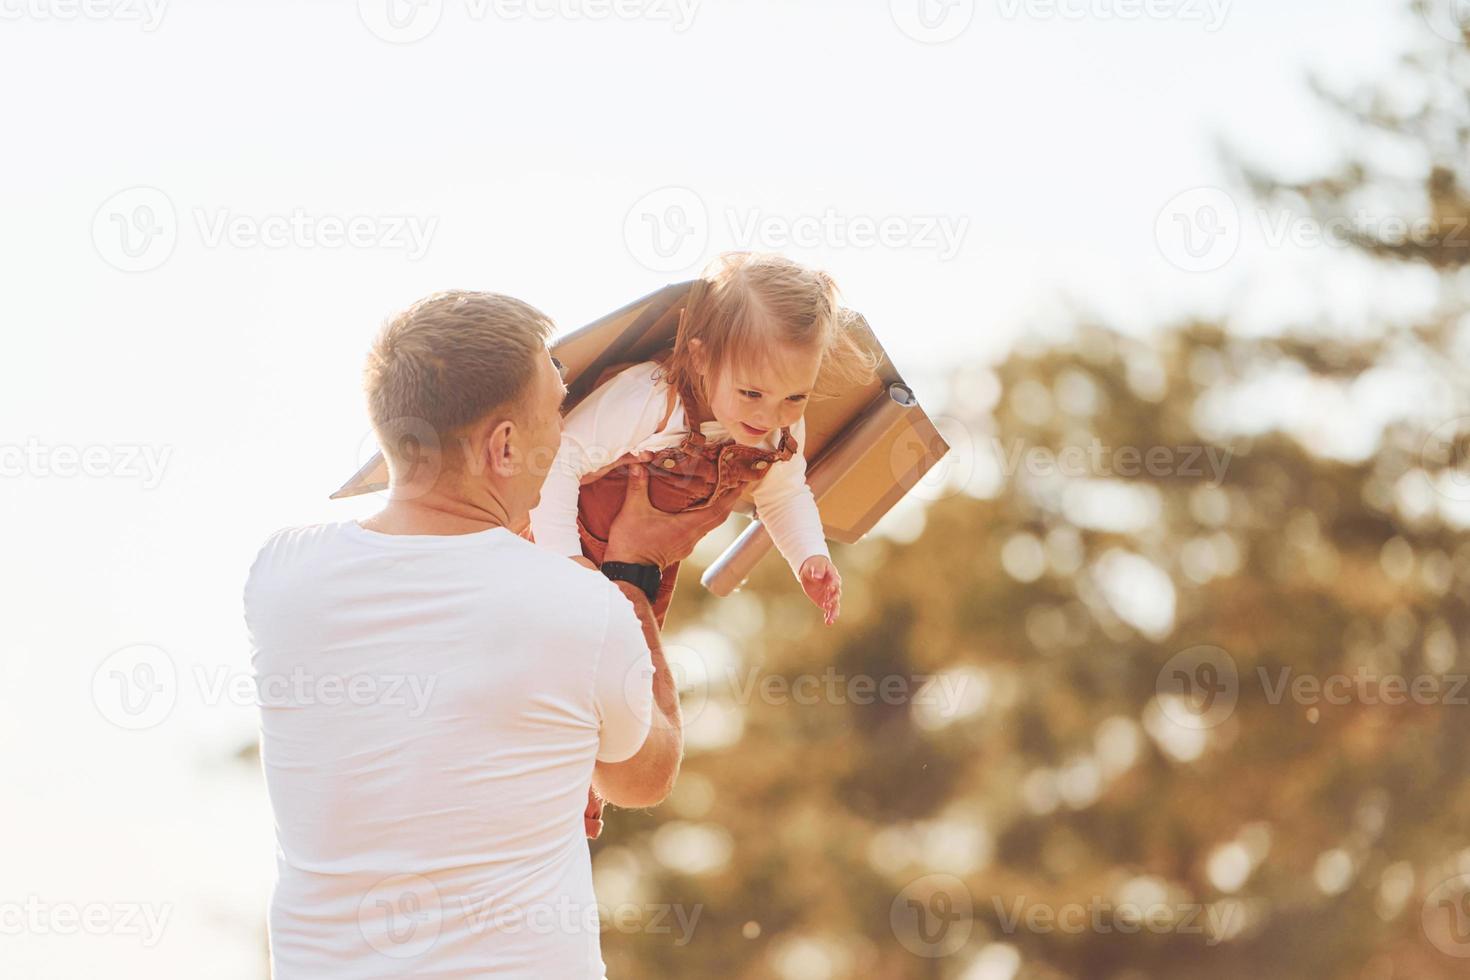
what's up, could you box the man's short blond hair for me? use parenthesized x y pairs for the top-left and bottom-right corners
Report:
(364, 290), (555, 469)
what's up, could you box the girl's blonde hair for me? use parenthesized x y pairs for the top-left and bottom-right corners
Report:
(660, 252), (878, 407)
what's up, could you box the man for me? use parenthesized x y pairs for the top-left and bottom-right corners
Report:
(244, 291), (740, 978)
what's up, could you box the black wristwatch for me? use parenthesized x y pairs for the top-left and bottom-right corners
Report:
(601, 561), (662, 604)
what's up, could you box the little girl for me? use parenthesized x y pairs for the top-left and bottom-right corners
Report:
(528, 252), (876, 627)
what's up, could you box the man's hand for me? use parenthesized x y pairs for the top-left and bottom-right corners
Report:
(584, 786), (604, 839)
(603, 455), (743, 569)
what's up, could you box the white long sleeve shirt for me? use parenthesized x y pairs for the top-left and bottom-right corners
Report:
(529, 360), (829, 578)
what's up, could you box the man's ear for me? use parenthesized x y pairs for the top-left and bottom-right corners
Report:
(484, 418), (518, 477)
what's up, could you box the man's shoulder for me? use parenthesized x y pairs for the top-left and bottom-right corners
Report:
(506, 535), (622, 606)
(244, 521), (349, 593)
(249, 521), (348, 564)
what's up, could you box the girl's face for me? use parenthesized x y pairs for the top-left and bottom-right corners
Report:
(698, 341), (824, 447)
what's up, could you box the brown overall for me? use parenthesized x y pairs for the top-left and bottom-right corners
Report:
(573, 353), (798, 627)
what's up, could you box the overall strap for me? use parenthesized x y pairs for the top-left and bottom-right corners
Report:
(648, 344), (712, 443)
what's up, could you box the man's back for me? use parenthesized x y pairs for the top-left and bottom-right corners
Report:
(244, 520), (651, 979)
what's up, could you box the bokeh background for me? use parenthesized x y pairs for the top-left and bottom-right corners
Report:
(3, 0), (1470, 977)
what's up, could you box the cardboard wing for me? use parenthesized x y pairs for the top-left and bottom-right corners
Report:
(331, 281), (950, 595)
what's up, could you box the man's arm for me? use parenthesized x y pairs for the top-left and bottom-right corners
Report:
(592, 581), (682, 808)
(588, 461), (744, 808)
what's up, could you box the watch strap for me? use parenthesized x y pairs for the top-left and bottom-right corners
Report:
(601, 560), (662, 605)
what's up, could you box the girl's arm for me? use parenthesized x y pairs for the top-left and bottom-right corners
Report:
(528, 361), (673, 559)
(750, 417), (831, 577)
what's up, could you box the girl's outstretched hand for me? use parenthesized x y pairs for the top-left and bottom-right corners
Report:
(799, 555), (842, 626)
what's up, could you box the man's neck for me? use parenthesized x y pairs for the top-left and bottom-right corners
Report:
(360, 491), (517, 537)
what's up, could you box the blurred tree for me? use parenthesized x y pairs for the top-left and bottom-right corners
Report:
(596, 7), (1470, 979)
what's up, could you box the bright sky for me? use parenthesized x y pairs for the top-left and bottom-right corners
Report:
(0, 0), (1437, 975)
